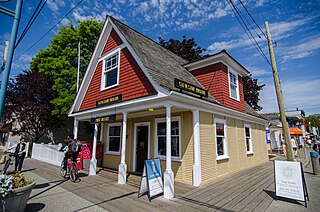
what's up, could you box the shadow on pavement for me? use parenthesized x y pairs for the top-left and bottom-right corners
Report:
(25, 203), (45, 211)
(29, 179), (67, 200)
(21, 168), (37, 173)
(73, 191), (137, 212)
(174, 195), (234, 212)
(264, 189), (305, 206)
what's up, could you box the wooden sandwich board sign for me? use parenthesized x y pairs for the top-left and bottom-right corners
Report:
(138, 158), (163, 201)
(274, 160), (309, 207)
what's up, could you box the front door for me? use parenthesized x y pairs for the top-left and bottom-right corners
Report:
(135, 124), (149, 173)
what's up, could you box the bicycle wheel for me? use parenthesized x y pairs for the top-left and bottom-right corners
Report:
(60, 161), (67, 178)
(3, 159), (10, 174)
(69, 162), (78, 182)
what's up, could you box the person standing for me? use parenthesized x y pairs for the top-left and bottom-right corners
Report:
(291, 136), (297, 157)
(14, 137), (27, 172)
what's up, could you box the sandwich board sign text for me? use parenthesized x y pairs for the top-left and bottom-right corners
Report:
(138, 158), (163, 201)
(274, 160), (309, 207)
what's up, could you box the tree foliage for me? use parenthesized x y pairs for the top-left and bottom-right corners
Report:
(242, 74), (265, 111)
(306, 114), (320, 128)
(5, 70), (62, 142)
(159, 35), (207, 61)
(30, 19), (103, 119)
(158, 36), (264, 110)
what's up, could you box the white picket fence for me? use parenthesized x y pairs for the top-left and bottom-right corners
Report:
(31, 143), (64, 166)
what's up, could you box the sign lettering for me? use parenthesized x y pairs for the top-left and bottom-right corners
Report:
(96, 94), (122, 107)
(174, 78), (208, 97)
(91, 115), (116, 124)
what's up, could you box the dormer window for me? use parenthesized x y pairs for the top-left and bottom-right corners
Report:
(228, 69), (239, 101)
(102, 49), (120, 90)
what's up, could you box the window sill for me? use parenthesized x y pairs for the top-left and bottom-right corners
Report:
(216, 155), (229, 161)
(101, 83), (119, 92)
(157, 156), (182, 162)
(230, 96), (240, 102)
(105, 151), (120, 156)
(246, 151), (254, 155)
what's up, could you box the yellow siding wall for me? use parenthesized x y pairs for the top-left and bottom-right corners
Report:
(200, 113), (269, 183)
(101, 110), (268, 185)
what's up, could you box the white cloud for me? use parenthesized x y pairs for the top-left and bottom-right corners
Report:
(260, 79), (320, 115)
(47, 1), (66, 12)
(282, 36), (320, 62)
(269, 18), (311, 40)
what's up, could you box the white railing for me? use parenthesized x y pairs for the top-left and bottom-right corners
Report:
(31, 143), (64, 166)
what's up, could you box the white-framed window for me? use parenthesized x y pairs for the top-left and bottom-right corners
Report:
(228, 69), (239, 101)
(244, 124), (253, 154)
(155, 117), (181, 160)
(214, 118), (228, 160)
(101, 49), (120, 90)
(106, 123), (122, 155)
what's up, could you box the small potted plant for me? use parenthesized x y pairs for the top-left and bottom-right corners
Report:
(0, 172), (35, 212)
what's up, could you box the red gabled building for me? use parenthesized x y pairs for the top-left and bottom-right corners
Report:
(70, 16), (268, 199)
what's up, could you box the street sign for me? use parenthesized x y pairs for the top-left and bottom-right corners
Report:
(138, 158), (163, 201)
(274, 160), (309, 207)
(266, 130), (271, 144)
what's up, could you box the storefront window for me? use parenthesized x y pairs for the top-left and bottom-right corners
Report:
(155, 117), (180, 159)
(215, 119), (228, 160)
(107, 123), (121, 155)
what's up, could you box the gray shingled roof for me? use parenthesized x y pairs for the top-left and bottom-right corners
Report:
(110, 16), (219, 104)
(109, 16), (264, 120)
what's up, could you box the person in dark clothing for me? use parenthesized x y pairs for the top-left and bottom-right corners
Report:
(59, 134), (79, 170)
(14, 137), (27, 172)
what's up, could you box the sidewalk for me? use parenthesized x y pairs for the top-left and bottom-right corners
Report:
(266, 147), (320, 212)
(0, 148), (319, 211)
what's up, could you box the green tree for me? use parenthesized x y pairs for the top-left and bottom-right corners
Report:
(5, 70), (62, 142)
(159, 35), (207, 61)
(30, 19), (103, 119)
(159, 36), (264, 110)
(306, 114), (320, 128)
(242, 74), (265, 111)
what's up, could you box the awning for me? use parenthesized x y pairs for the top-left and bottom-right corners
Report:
(290, 128), (303, 135)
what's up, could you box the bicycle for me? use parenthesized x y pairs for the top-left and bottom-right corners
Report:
(60, 153), (79, 182)
(2, 152), (16, 174)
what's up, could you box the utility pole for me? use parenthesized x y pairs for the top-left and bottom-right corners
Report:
(265, 21), (294, 161)
(0, 0), (23, 120)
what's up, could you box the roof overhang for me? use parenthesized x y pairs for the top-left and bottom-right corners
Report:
(184, 50), (250, 77)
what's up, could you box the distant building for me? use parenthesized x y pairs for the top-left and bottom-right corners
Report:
(262, 108), (307, 150)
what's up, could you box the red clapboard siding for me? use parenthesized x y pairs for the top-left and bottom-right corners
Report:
(80, 46), (157, 111)
(192, 62), (245, 113)
(101, 29), (123, 56)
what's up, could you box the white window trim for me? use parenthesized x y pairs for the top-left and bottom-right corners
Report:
(100, 48), (121, 91)
(154, 116), (181, 161)
(244, 124), (254, 155)
(228, 68), (240, 101)
(106, 122), (122, 155)
(214, 118), (229, 160)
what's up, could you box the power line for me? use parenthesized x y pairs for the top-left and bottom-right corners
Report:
(238, 0), (267, 40)
(18, 0), (85, 56)
(226, 0), (271, 66)
(15, 0), (48, 49)
(235, 0), (264, 41)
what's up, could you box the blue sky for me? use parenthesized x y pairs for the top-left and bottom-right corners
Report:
(1, 0), (319, 116)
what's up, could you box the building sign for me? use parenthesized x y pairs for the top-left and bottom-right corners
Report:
(91, 115), (116, 124)
(266, 130), (271, 144)
(274, 160), (308, 206)
(174, 78), (208, 97)
(96, 94), (122, 107)
(138, 158), (163, 201)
